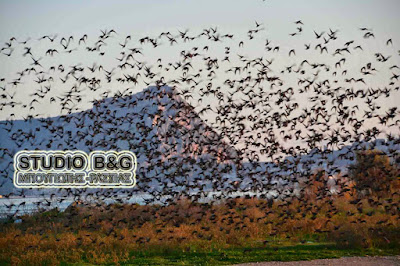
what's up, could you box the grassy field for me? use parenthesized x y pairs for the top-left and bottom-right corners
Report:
(1, 198), (399, 265)
(118, 244), (400, 265)
(0, 174), (399, 265)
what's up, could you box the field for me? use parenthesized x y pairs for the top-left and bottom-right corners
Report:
(0, 181), (399, 265)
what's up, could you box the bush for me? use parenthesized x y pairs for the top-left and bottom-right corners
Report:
(348, 150), (399, 197)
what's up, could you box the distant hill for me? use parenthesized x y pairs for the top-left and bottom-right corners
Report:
(1, 86), (399, 197)
(0, 86), (239, 195)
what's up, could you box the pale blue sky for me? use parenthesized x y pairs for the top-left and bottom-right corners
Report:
(0, 0), (399, 119)
(0, 0), (399, 158)
(0, 0), (399, 42)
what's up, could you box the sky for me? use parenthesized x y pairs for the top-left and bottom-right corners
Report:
(0, 0), (399, 108)
(0, 0), (399, 40)
(1, 0), (399, 71)
(0, 0), (399, 160)
(0, 0), (399, 130)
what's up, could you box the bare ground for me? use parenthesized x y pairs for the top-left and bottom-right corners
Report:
(234, 256), (400, 266)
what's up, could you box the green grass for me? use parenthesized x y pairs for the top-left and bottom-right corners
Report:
(2, 195), (399, 265)
(64, 243), (398, 265)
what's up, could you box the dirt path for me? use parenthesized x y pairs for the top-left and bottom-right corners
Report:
(234, 256), (400, 266)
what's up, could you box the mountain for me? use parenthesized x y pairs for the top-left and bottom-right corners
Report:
(0, 86), (239, 196)
(1, 85), (398, 197)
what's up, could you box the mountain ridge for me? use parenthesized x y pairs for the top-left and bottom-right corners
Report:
(0, 86), (239, 195)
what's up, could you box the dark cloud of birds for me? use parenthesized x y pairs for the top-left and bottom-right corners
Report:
(0, 21), (399, 245)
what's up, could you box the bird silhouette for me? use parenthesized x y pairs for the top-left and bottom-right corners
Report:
(0, 20), (398, 260)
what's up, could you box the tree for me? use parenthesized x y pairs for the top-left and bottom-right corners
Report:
(348, 149), (399, 197)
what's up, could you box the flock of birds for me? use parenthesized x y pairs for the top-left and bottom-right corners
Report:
(0, 20), (399, 243)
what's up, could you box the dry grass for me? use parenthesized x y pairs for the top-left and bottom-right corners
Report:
(0, 184), (399, 265)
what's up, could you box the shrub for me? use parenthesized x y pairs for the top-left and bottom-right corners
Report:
(348, 150), (399, 197)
